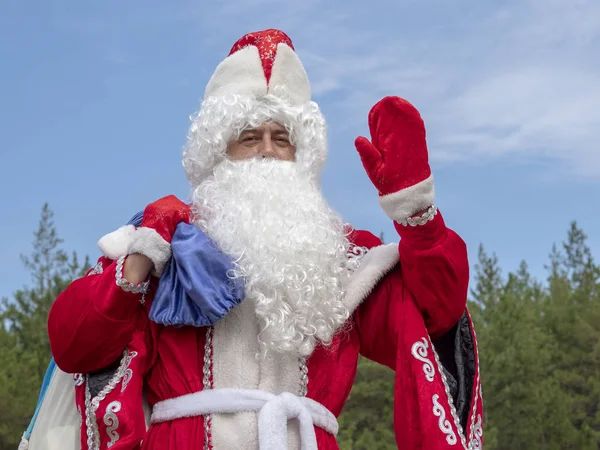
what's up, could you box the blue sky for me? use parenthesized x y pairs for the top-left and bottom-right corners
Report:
(1, 0), (599, 301)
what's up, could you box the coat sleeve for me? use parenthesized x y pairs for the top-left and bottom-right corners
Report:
(394, 209), (469, 339)
(48, 256), (147, 374)
(354, 209), (469, 361)
(354, 211), (482, 446)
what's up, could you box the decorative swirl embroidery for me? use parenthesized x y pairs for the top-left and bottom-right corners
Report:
(120, 350), (138, 393)
(415, 318), (483, 449)
(411, 338), (435, 382)
(346, 245), (368, 272)
(84, 349), (130, 450)
(73, 373), (84, 386)
(469, 414), (483, 449)
(104, 401), (121, 448)
(121, 369), (133, 393)
(433, 394), (457, 445)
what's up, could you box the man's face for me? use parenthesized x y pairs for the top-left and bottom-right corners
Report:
(226, 121), (296, 161)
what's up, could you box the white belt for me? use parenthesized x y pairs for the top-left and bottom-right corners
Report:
(151, 388), (338, 450)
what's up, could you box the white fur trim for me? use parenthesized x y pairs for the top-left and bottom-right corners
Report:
(211, 300), (303, 449)
(205, 45), (268, 100)
(269, 43), (311, 105)
(379, 174), (435, 223)
(97, 225), (136, 260)
(152, 388), (336, 450)
(343, 243), (400, 315)
(127, 227), (171, 277)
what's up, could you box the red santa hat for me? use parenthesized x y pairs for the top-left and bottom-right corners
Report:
(183, 29), (327, 186)
(204, 29), (311, 106)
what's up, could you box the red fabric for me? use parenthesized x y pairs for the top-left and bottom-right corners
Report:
(48, 212), (480, 449)
(228, 29), (294, 83)
(74, 329), (150, 450)
(352, 218), (481, 449)
(49, 257), (155, 449)
(140, 195), (192, 243)
(48, 257), (144, 374)
(395, 212), (470, 339)
(355, 96), (431, 196)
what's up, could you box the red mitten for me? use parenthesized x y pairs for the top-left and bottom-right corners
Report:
(355, 96), (435, 224)
(98, 195), (191, 276)
(129, 195), (191, 276)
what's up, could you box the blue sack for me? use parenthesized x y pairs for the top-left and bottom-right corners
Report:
(150, 222), (245, 327)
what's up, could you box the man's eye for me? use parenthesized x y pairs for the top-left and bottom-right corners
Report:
(242, 136), (258, 142)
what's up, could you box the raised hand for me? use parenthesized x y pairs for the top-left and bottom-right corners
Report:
(355, 96), (434, 222)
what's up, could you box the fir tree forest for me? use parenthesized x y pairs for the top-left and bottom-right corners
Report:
(0, 204), (598, 449)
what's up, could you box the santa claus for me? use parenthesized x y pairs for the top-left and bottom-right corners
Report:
(27, 29), (483, 450)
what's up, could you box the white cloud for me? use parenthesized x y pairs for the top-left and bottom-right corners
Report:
(207, 0), (600, 178)
(431, 67), (600, 174)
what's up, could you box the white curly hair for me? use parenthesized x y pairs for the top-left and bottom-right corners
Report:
(182, 88), (328, 186)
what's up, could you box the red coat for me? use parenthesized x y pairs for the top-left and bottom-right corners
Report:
(48, 211), (483, 449)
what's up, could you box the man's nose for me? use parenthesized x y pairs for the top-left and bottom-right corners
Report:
(259, 136), (276, 158)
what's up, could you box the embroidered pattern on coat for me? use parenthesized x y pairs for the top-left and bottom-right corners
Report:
(203, 327), (214, 450)
(104, 401), (122, 448)
(412, 335), (484, 449)
(469, 414), (483, 450)
(88, 261), (104, 276)
(299, 356), (309, 397)
(467, 323), (483, 450)
(466, 381), (481, 448)
(346, 244), (369, 272)
(121, 350), (139, 393)
(432, 394), (457, 445)
(431, 343), (467, 448)
(74, 373), (84, 387)
(410, 338), (435, 382)
(84, 349), (130, 450)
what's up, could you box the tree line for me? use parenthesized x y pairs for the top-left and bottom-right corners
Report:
(0, 205), (598, 449)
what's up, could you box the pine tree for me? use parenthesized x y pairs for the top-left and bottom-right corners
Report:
(471, 249), (577, 449)
(0, 204), (88, 448)
(338, 357), (396, 449)
(543, 222), (600, 448)
(468, 245), (503, 449)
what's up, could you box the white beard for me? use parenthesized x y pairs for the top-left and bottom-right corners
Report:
(192, 159), (351, 356)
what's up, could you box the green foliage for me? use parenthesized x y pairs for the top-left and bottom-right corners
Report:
(472, 257), (578, 449)
(541, 223), (600, 448)
(338, 357), (396, 449)
(0, 204), (88, 449)
(1, 208), (599, 449)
